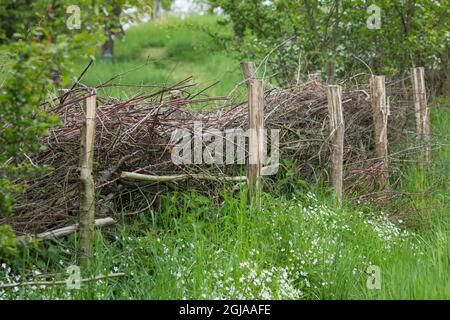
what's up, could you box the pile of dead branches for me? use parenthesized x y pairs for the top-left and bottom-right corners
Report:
(3, 76), (411, 234)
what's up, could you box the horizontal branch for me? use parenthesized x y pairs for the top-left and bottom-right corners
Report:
(120, 172), (247, 183)
(0, 272), (125, 290)
(17, 217), (115, 242)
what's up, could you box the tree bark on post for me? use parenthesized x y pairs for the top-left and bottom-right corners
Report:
(78, 91), (96, 264)
(241, 62), (263, 208)
(241, 61), (257, 83)
(411, 67), (431, 163)
(326, 85), (345, 204)
(370, 75), (390, 190)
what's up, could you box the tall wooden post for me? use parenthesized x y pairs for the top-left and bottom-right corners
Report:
(241, 62), (263, 207)
(326, 85), (345, 204)
(411, 67), (431, 162)
(370, 75), (390, 189)
(78, 91), (96, 264)
(241, 61), (257, 83)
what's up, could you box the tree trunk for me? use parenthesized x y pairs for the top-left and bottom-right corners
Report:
(101, 27), (114, 63)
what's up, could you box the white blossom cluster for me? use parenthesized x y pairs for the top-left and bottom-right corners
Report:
(153, 193), (420, 299)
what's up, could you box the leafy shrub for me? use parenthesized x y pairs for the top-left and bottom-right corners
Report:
(0, 224), (17, 259)
(207, 0), (449, 92)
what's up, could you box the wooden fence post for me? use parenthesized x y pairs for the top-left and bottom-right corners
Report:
(241, 61), (258, 83)
(241, 62), (263, 207)
(78, 90), (96, 264)
(411, 67), (431, 162)
(370, 75), (390, 189)
(326, 85), (345, 204)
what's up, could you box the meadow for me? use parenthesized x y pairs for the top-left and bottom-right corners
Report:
(78, 16), (241, 98)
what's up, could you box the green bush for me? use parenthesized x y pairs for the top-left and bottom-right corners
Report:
(0, 36), (63, 216)
(0, 224), (17, 259)
(208, 0), (449, 92)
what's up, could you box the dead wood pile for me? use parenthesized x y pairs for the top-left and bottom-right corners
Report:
(3, 77), (411, 234)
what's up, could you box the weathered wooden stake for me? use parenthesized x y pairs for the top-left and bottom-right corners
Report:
(241, 62), (263, 207)
(247, 79), (264, 207)
(370, 75), (390, 189)
(411, 67), (431, 162)
(326, 85), (345, 204)
(241, 61), (258, 83)
(78, 91), (96, 264)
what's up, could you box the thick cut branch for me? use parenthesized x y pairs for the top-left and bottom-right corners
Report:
(120, 172), (247, 183)
(0, 272), (125, 289)
(17, 217), (115, 242)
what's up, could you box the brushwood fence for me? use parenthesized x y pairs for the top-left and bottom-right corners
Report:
(4, 63), (433, 261)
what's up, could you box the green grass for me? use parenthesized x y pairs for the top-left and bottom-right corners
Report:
(77, 16), (242, 99)
(1, 183), (448, 299)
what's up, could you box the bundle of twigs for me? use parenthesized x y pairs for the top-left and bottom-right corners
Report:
(3, 76), (410, 234)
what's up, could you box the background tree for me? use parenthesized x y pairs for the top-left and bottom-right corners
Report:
(207, 0), (449, 94)
(99, 0), (156, 62)
(0, 0), (154, 216)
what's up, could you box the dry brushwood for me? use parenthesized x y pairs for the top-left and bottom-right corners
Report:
(2, 74), (414, 234)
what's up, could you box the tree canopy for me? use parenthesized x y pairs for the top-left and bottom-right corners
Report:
(208, 0), (449, 93)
